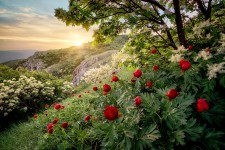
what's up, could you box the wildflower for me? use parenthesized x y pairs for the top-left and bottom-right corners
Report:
(166, 89), (178, 100)
(61, 122), (69, 129)
(54, 104), (61, 110)
(134, 96), (142, 107)
(103, 84), (111, 92)
(207, 62), (225, 80)
(112, 76), (119, 82)
(153, 66), (159, 71)
(104, 106), (118, 121)
(179, 60), (191, 71)
(133, 69), (142, 78)
(146, 81), (153, 87)
(85, 115), (91, 122)
(197, 98), (209, 112)
(93, 86), (98, 91)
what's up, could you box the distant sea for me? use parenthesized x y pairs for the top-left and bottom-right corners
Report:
(0, 50), (37, 63)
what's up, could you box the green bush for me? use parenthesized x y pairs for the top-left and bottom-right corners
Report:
(0, 64), (20, 82)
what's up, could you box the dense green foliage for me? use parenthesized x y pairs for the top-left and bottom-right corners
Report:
(0, 64), (20, 82)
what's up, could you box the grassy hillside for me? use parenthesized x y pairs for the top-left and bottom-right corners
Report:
(3, 35), (129, 80)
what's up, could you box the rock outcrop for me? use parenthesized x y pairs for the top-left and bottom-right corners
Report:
(23, 52), (46, 71)
(72, 50), (118, 86)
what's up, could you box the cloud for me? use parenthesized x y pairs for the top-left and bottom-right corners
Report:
(0, 0), (95, 50)
(0, 8), (7, 14)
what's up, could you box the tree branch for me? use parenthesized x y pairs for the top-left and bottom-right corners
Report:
(141, 0), (166, 11)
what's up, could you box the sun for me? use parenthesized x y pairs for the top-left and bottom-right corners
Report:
(73, 40), (83, 46)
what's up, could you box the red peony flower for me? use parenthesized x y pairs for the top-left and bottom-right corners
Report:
(151, 49), (157, 54)
(134, 96), (142, 107)
(166, 89), (178, 100)
(146, 81), (153, 87)
(85, 115), (91, 122)
(103, 84), (111, 92)
(153, 66), (159, 71)
(112, 76), (119, 82)
(61, 122), (68, 129)
(52, 118), (59, 124)
(104, 106), (118, 121)
(54, 104), (61, 110)
(188, 45), (193, 50)
(179, 60), (191, 71)
(47, 123), (54, 130)
(130, 77), (136, 83)
(61, 105), (65, 109)
(93, 86), (98, 91)
(48, 128), (53, 134)
(133, 69), (142, 78)
(197, 98), (209, 112)
(34, 114), (38, 119)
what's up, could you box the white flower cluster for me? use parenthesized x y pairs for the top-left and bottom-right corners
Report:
(194, 49), (212, 61)
(169, 54), (184, 62)
(207, 62), (225, 80)
(193, 20), (210, 36)
(219, 33), (225, 47)
(0, 75), (55, 117)
(169, 46), (187, 62)
(61, 81), (75, 95)
(111, 51), (131, 68)
(81, 64), (113, 84)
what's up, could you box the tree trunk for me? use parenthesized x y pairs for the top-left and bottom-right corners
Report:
(173, 0), (188, 48)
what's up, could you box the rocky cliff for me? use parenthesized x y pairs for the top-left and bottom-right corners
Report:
(72, 50), (118, 86)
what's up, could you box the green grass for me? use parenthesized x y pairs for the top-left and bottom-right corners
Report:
(0, 121), (41, 150)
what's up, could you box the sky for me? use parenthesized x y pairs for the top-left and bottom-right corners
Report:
(0, 0), (94, 51)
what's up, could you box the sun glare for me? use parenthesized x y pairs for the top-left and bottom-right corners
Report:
(73, 41), (83, 46)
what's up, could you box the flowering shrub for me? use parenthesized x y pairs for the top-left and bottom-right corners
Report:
(0, 75), (75, 128)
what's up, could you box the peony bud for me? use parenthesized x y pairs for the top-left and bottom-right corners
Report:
(61, 122), (68, 129)
(112, 76), (119, 82)
(134, 96), (142, 107)
(166, 89), (178, 100)
(34, 114), (38, 119)
(153, 66), (159, 71)
(85, 115), (91, 122)
(146, 81), (153, 87)
(179, 60), (191, 71)
(188, 45), (193, 50)
(93, 86), (98, 91)
(151, 49), (157, 54)
(103, 84), (111, 92)
(54, 104), (61, 110)
(197, 98), (209, 112)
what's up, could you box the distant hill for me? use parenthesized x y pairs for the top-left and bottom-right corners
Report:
(3, 35), (129, 80)
(0, 50), (37, 63)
